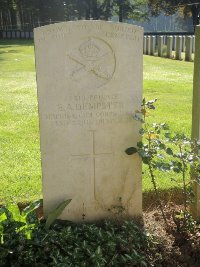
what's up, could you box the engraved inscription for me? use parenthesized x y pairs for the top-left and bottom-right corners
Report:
(44, 94), (132, 127)
(67, 37), (116, 89)
(35, 22), (142, 43)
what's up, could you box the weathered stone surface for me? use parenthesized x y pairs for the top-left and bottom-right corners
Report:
(173, 36), (177, 51)
(16, 31), (20, 38)
(182, 36), (185, 52)
(191, 26), (200, 221)
(150, 36), (155, 56)
(158, 36), (163, 57)
(143, 36), (147, 54)
(175, 36), (182, 60)
(167, 36), (173, 59)
(34, 21), (143, 222)
(185, 36), (193, 61)
(192, 36), (195, 53)
(146, 36), (151, 55)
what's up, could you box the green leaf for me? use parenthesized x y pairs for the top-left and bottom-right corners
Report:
(22, 199), (42, 216)
(159, 143), (166, 150)
(125, 254), (132, 260)
(164, 132), (171, 138)
(45, 199), (72, 230)
(162, 123), (169, 130)
(142, 157), (150, 164)
(95, 246), (102, 255)
(134, 113), (144, 122)
(146, 99), (157, 105)
(1, 206), (13, 221)
(141, 260), (148, 267)
(146, 99), (157, 110)
(0, 206), (6, 217)
(173, 167), (182, 173)
(166, 147), (173, 155)
(26, 211), (38, 225)
(147, 104), (155, 110)
(139, 128), (145, 135)
(125, 147), (138, 155)
(137, 141), (143, 148)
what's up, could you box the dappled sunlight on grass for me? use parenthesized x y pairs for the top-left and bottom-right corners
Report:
(143, 55), (193, 137)
(0, 40), (41, 203)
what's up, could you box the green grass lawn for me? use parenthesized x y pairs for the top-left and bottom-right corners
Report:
(0, 40), (194, 203)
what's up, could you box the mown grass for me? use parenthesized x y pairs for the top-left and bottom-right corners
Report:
(143, 55), (193, 191)
(0, 40), (194, 203)
(0, 40), (41, 203)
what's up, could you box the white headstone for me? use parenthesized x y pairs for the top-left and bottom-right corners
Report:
(185, 36), (193, 62)
(150, 36), (155, 56)
(143, 36), (147, 54)
(158, 36), (163, 57)
(182, 36), (186, 52)
(167, 36), (173, 59)
(192, 35), (195, 53)
(34, 21), (143, 222)
(173, 36), (177, 51)
(163, 35), (166, 45)
(16, 31), (20, 38)
(146, 36), (151, 55)
(175, 36), (182, 60)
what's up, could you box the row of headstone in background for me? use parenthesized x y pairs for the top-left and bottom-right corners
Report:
(1, 30), (195, 49)
(144, 35), (195, 61)
(1, 30), (195, 62)
(1, 31), (33, 39)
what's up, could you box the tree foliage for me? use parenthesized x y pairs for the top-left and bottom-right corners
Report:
(112, 0), (148, 22)
(148, 0), (200, 27)
(0, 0), (148, 30)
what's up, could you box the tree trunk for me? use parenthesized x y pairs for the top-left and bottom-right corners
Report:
(0, 12), (3, 29)
(191, 5), (200, 29)
(15, 0), (22, 30)
(91, 0), (99, 20)
(16, 9), (21, 29)
(85, 0), (91, 19)
(118, 0), (123, 22)
(85, 10), (90, 19)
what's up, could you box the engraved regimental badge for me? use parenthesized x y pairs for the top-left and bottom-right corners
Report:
(67, 37), (116, 89)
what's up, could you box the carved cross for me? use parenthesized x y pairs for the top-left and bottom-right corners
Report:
(71, 130), (113, 200)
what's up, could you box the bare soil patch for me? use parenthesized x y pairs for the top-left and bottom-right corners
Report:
(144, 203), (200, 267)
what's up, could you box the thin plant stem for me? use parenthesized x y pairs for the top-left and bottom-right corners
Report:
(148, 163), (169, 227)
(179, 144), (188, 218)
(143, 103), (168, 227)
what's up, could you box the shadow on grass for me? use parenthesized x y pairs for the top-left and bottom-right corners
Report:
(143, 187), (183, 211)
(0, 39), (33, 46)
(0, 49), (20, 54)
(16, 188), (184, 214)
(0, 40), (33, 61)
(0, 45), (13, 49)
